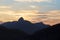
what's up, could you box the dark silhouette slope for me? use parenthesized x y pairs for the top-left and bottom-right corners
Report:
(1, 17), (49, 34)
(30, 23), (60, 40)
(0, 25), (28, 40)
(0, 17), (60, 40)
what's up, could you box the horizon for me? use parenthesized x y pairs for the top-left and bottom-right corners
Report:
(0, 17), (60, 26)
(0, 0), (60, 25)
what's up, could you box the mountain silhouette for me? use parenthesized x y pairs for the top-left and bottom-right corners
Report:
(0, 25), (28, 40)
(18, 17), (25, 24)
(30, 23), (60, 40)
(1, 17), (49, 34)
(0, 17), (60, 40)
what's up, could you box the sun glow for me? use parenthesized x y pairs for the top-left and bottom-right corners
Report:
(14, 10), (38, 22)
(0, 8), (60, 25)
(0, 9), (39, 22)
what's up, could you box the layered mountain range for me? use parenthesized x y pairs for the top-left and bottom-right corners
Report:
(1, 17), (49, 34)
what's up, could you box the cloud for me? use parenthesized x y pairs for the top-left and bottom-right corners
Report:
(0, 6), (16, 22)
(42, 10), (60, 25)
(0, 12), (16, 22)
(28, 10), (60, 25)
(0, 6), (12, 9)
(44, 10), (60, 19)
(0, 7), (60, 25)
(0, 6), (14, 15)
(29, 5), (37, 8)
(0, 9), (39, 22)
(14, 0), (53, 2)
(29, 5), (40, 10)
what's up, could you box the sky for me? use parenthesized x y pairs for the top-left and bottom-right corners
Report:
(0, 0), (60, 25)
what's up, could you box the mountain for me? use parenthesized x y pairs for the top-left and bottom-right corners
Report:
(34, 22), (48, 29)
(30, 23), (60, 40)
(0, 25), (28, 40)
(1, 17), (49, 34)
(0, 17), (60, 40)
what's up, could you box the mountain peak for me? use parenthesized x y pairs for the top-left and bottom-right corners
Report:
(17, 17), (25, 24)
(18, 17), (24, 21)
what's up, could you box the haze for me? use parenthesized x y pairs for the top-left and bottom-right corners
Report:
(0, 0), (60, 25)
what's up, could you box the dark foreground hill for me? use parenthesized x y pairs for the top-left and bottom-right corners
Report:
(30, 23), (60, 40)
(0, 25), (28, 40)
(0, 17), (60, 40)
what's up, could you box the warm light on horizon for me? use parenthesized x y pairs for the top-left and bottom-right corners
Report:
(0, 10), (60, 25)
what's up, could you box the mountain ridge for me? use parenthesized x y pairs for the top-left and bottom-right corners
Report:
(1, 17), (49, 34)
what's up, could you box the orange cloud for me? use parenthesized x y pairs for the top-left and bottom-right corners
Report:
(42, 10), (60, 25)
(0, 7), (60, 25)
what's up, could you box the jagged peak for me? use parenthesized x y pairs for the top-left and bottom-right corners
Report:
(18, 17), (24, 21)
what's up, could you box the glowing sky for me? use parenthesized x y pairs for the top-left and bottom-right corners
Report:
(0, 0), (60, 25)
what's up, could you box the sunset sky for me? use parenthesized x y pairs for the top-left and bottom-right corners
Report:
(0, 0), (60, 25)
